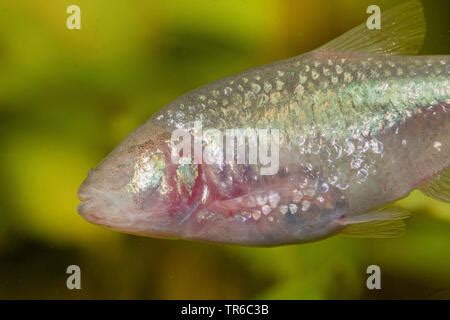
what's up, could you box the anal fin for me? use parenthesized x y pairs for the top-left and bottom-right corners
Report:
(338, 209), (411, 238)
(420, 167), (450, 203)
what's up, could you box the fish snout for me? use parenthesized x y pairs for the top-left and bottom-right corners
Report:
(77, 170), (96, 202)
(77, 171), (132, 228)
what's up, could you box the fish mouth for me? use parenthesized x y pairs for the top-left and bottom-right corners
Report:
(77, 177), (97, 212)
(77, 195), (129, 228)
(77, 186), (105, 224)
(77, 175), (112, 223)
(77, 179), (136, 230)
(78, 186), (92, 203)
(77, 170), (97, 210)
(77, 200), (104, 224)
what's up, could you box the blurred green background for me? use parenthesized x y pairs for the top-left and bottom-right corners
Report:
(0, 0), (449, 299)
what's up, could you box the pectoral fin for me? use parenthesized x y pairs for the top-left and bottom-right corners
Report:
(338, 209), (411, 238)
(420, 167), (450, 203)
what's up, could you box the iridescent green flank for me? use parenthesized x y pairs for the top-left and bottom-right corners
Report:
(286, 55), (449, 141)
(157, 53), (449, 144)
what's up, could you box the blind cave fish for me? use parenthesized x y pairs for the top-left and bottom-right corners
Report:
(78, 1), (449, 246)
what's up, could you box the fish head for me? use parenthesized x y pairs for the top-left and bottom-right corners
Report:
(77, 122), (186, 238)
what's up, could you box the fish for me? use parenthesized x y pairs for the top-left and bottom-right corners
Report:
(78, 1), (449, 246)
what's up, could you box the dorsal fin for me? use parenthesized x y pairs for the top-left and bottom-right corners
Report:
(318, 0), (426, 55)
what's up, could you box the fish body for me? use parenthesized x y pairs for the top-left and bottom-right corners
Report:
(78, 1), (450, 246)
